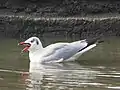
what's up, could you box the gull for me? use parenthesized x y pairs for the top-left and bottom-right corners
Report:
(19, 37), (103, 63)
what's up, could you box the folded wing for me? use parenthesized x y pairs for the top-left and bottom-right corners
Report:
(41, 40), (88, 63)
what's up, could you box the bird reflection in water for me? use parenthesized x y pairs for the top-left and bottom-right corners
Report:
(21, 62), (100, 90)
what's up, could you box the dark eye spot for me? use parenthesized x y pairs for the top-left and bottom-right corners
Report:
(36, 39), (39, 45)
(31, 39), (35, 43)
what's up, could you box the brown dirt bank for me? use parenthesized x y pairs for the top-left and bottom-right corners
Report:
(0, 0), (120, 17)
(0, 0), (120, 39)
(0, 15), (120, 39)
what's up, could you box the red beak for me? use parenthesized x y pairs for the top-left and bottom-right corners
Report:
(18, 42), (31, 52)
(19, 42), (25, 45)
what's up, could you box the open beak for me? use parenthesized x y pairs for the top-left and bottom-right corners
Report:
(18, 42), (31, 52)
(18, 42), (25, 45)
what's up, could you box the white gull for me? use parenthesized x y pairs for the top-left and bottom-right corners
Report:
(19, 37), (103, 63)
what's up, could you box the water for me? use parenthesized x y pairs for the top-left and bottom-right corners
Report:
(0, 37), (120, 90)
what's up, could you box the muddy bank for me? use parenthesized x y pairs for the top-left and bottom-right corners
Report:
(0, 0), (120, 16)
(0, 0), (120, 39)
(0, 16), (120, 39)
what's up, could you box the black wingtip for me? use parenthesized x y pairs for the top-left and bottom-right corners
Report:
(86, 38), (98, 46)
(86, 37), (104, 46)
(97, 40), (104, 43)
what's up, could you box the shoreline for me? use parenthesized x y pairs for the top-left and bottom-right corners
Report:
(0, 14), (120, 39)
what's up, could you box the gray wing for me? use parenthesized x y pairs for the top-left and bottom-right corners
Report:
(42, 40), (88, 62)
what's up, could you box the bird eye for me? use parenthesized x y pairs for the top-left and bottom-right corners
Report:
(36, 39), (39, 45)
(31, 39), (35, 43)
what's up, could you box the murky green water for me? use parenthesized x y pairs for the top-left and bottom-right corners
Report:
(0, 36), (120, 90)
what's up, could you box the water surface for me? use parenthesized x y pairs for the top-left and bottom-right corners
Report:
(0, 37), (120, 90)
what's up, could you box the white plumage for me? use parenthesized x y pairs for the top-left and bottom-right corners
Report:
(19, 37), (101, 63)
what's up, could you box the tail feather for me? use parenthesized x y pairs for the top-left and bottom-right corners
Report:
(97, 40), (104, 43)
(78, 37), (104, 52)
(86, 37), (104, 46)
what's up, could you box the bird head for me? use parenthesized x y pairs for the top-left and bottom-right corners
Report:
(19, 37), (43, 52)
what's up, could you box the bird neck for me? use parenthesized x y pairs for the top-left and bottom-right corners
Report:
(29, 47), (43, 63)
(28, 39), (44, 62)
(29, 45), (43, 53)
